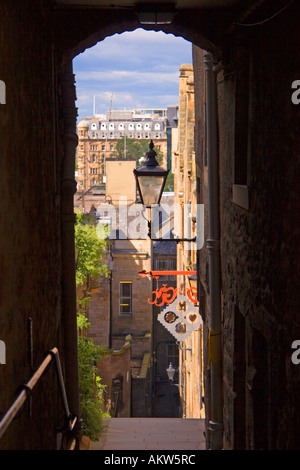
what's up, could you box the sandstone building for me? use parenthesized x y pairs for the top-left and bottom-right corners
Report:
(172, 64), (205, 419)
(76, 107), (175, 192)
(77, 158), (179, 418)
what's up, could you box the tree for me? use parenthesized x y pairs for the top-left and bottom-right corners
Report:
(75, 212), (108, 286)
(75, 211), (110, 440)
(77, 313), (109, 440)
(164, 171), (174, 192)
(114, 137), (163, 165)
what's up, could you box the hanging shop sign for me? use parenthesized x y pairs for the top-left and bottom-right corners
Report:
(148, 284), (198, 307)
(139, 269), (201, 341)
(157, 294), (202, 342)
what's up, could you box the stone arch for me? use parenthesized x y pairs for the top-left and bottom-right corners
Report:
(56, 8), (222, 62)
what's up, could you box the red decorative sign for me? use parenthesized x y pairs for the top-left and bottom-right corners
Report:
(148, 284), (198, 306)
(139, 269), (196, 279)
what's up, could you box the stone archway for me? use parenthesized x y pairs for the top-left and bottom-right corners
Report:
(56, 7), (223, 449)
(55, 7), (227, 64)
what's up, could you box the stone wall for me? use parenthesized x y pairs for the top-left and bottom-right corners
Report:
(193, 0), (300, 449)
(87, 279), (111, 347)
(0, 0), (65, 449)
(111, 239), (152, 338)
(98, 336), (132, 417)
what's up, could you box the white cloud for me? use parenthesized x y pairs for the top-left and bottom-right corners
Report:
(73, 28), (192, 120)
(75, 69), (179, 85)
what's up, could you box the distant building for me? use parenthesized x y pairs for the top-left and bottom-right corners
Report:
(172, 64), (205, 419)
(76, 106), (178, 193)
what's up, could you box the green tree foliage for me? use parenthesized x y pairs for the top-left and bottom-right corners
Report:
(75, 212), (108, 286)
(77, 313), (110, 440)
(164, 171), (174, 192)
(114, 137), (163, 165)
(75, 211), (110, 439)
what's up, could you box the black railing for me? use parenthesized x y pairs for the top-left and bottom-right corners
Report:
(0, 347), (79, 450)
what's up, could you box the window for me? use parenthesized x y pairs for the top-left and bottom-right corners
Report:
(101, 123), (106, 130)
(119, 281), (132, 316)
(129, 123), (134, 130)
(170, 259), (176, 270)
(90, 145), (98, 151)
(167, 343), (179, 367)
(155, 123), (160, 130)
(91, 123), (97, 130)
(155, 259), (176, 281)
(156, 259), (168, 270)
(110, 144), (114, 151)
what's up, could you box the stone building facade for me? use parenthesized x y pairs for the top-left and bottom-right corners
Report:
(172, 64), (204, 419)
(192, 23), (299, 447)
(81, 158), (153, 417)
(76, 108), (169, 192)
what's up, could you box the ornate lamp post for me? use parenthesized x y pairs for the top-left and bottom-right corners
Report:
(133, 140), (169, 207)
(133, 140), (196, 243)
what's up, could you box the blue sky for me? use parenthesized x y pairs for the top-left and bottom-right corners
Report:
(73, 28), (192, 122)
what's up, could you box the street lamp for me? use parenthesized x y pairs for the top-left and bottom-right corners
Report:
(133, 140), (196, 243)
(134, 140), (169, 207)
(166, 362), (176, 382)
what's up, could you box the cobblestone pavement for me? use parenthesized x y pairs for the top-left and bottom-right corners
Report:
(91, 417), (206, 450)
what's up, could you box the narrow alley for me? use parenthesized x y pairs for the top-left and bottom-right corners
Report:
(0, 0), (299, 451)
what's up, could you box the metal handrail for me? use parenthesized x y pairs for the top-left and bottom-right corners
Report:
(0, 347), (78, 449)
